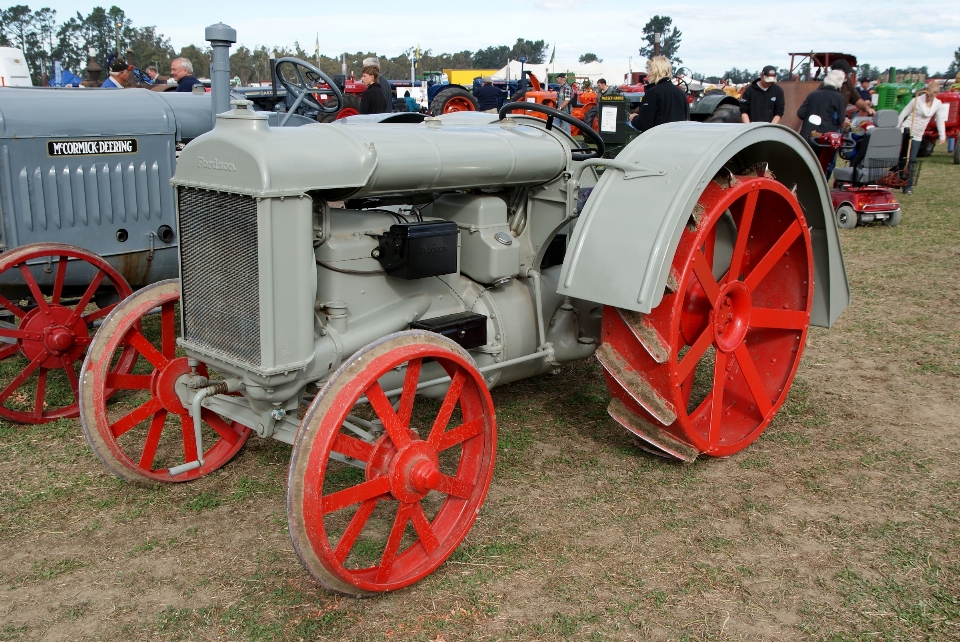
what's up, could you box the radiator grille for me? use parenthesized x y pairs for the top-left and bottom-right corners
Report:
(178, 187), (261, 367)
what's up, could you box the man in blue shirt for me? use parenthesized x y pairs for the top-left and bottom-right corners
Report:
(101, 59), (129, 89)
(171, 58), (203, 93)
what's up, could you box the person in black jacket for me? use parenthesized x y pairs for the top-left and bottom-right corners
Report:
(739, 65), (785, 123)
(359, 65), (389, 115)
(474, 76), (501, 113)
(797, 69), (847, 141)
(630, 56), (689, 132)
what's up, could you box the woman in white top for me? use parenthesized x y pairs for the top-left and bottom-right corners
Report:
(897, 82), (947, 193)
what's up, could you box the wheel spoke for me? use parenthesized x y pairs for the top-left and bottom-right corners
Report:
(0, 327), (30, 340)
(410, 502), (440, 554)
(331, 432), (375, 462)
(0, 344), (20, 360)
(733, 343), (774, 416)
(436, 417), (484, 452)
(433, 472), (474, 499)
(676, 325), (714, 384)
(703, 224), (717, 272)
(81, 304), (115, 324)
(50, 256), (68, 304)
(322, 476), (391, 515)
(709, 350), (727, 447)
(376, 503), (413, 583)
(427, 369), (467, 448)
(0, 352), (44, 403)
(33, 369), (47, 418)
(691, 251), (721, 305)
(139, 410), (167, 469)
(105, 373), (153, 389)
(729, 191), (758, 279)
(333, 498), (379, 564)
(18, 264), (52, 320)
(750, 307), (808, 330)
(366, 381), (411, 450)
(61, 358), (79, 400)
(110, 397), (163, 438)
(180, 414), (199, 463)
(64, 270), (106, 327)
(743, 221), (802, 292)
(161, 302), (176, 359)
(200, 408), (241, 446)
(125, 329), (169, 370)
(0, 294), (27, 319)
(396, 358), (422, 425)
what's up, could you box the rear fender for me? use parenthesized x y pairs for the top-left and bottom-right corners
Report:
(557, 122), (850, 328)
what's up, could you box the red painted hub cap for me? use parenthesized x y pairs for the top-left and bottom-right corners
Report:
(713, 281), (752, 352)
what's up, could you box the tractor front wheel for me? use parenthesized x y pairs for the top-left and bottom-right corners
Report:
(0, 243), (135, 424)
(287, 330), (496, 596)
(80, 280), (250, 485)
(706, 105), (742, 123)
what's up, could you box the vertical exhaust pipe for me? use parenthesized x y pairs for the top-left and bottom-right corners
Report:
(205, 22), (236, 119)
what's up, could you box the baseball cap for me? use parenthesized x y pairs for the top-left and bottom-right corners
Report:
(556, 72), (566, 78)
(831, 59), (852, 74)
(109, 59), (130, 73)
(762, 65), (777, 81)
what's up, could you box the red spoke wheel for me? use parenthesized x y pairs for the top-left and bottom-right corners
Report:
(80, 280), (251, 484)
(288, 331), (496, 596)
(601, 176), (814, 457)
(0, 243), (135, 424)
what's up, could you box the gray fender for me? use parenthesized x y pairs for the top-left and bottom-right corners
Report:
(557, 122), (850, 329)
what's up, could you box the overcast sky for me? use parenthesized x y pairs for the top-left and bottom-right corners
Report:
(41, 0), (960, 78)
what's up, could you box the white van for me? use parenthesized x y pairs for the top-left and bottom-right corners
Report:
(0, 48), (33, 87)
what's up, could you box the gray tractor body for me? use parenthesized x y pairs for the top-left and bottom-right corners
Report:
(169, 105), (849, 444)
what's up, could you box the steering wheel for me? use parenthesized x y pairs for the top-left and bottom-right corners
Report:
(273, 57), (344, 127)
(497, 101), (605, 161)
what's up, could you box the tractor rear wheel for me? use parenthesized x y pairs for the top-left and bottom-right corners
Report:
(600, 176), (814, 459)
(317, 94), (361, 123)
(288, 330), (496, 596)
(836, 205), (858, 229)
(582, 105), (599, 132)
(429, 87), (479, 115)
(80, 280), (250, 484)
(953, 137), (959, 165)
(916, 139), (935, 158)
(0, 243), (135, 424)
(706, 105), (742, 123)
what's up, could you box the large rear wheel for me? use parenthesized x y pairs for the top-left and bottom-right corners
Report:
(429, 87), (479, 115)
(600, 175), (814, 459)
(288, 331), (496, 596)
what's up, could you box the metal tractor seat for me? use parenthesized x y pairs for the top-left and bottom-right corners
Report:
(833, 110), (902, 185)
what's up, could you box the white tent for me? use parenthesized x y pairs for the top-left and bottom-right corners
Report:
(492, 60), (632, 87)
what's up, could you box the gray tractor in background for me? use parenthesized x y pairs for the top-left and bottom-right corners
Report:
(77, 58), (849, 596)
(0, 24), (347, 424)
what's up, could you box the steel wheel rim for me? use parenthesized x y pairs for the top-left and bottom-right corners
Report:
(443, 96), (475, 113)
(0, 244), (135, 423)
(80, 280), (250, 483)
(289, 331), (496, 595)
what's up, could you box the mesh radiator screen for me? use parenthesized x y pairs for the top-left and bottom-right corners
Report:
(177, 187), (261, 367)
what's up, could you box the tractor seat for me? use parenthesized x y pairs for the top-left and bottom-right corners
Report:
(833, 110), (901, 185)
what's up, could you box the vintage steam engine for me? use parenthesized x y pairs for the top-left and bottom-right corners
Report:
(79, 79), (849, 596)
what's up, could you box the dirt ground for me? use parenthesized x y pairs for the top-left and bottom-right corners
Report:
(1, 149), (958, 642)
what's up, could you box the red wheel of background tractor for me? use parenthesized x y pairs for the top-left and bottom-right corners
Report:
(600, 176), (814, 459)
(429, 87), (479, 115)
(287, 330), (496, 596)
(0, 243), (135, 424)
(80, 280), (250, 484)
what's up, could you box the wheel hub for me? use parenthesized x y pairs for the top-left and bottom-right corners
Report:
(20, 306), (88, 367)
(153, 357), (194, 415)
(712, 281), (751, 352)
(366, 433), (441, 503)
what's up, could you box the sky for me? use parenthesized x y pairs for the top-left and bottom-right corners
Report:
(39, 0), (960, 79)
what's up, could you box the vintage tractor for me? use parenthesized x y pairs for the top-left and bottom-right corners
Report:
(78, 90), (849, 596)
(0, 24), (340, 424)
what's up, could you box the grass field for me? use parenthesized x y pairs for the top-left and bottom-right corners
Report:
(1, 148), (958, 641)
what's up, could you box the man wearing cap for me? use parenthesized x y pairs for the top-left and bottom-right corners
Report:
(101, 59), (130, 89)
(474, 76), (501, 113)
(739, 66), (785, 124)
(555, 73), (573, 133)
(827, 59), (874, 118)
(171, 57), (203, 93)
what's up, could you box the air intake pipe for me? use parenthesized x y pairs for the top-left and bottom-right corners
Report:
(205, 22), (236, 119)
